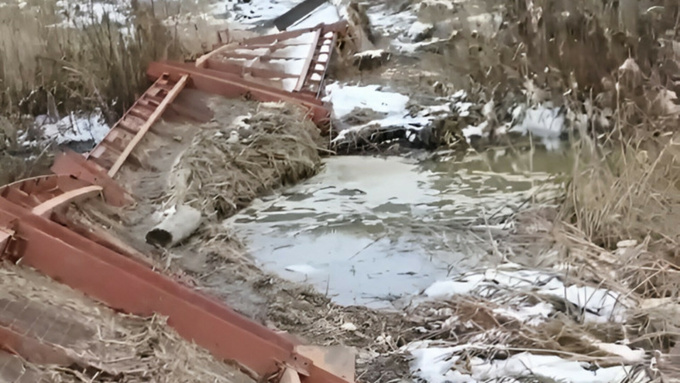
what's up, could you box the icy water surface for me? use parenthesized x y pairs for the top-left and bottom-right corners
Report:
(227, 146), (572, 309)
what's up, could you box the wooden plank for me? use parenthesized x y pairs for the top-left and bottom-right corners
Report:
(107, 74), (189, 177)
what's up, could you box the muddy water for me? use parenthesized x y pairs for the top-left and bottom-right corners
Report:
(227, 146), (572, 309)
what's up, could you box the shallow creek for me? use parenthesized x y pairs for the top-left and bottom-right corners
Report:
(227, 146), (573, 309)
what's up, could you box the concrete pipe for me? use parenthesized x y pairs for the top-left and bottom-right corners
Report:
(146, 205), (202, 248)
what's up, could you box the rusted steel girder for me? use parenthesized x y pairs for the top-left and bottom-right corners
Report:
(148, 62), (331, 128)
(0, 174), (99, 213)
(0, 192), (351, 383)
(199, 21), (347, 101)
(88, 73), (189, 177)
(50, 151), (132, 207)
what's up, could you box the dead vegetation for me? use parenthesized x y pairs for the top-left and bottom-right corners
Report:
(168, 102), (325, 220)
(349, 0), (680, 380)
(0, 0), (206, 184)
(0, 1), (186, 120)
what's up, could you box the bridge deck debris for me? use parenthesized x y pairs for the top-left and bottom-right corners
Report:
(0, 19), (355, 383)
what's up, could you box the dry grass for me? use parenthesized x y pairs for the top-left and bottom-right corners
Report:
(168, 102), (324, 220)
(395, 2), (680, 381)
(0, 0), (216, 184)
(0, 1), (185, 120)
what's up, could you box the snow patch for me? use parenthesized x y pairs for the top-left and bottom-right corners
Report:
(511, 104), (565, 138)
(289, 2), (340, 30)
(324, 83), (454, 142)
(353, 49), (387, 59)
(52, 0), (130, 28)
(423, 268), (629, 324)
(411, 350), (635, 383)
(406, 21), (434, 41)
(37, 111), (110, 145)
(324, 84), (409, 120)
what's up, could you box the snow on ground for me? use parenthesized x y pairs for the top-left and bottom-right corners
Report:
(34, 111), (110, 145)
(324, 84), (409, 119)
(52, 0), (130, 28)
(211, 0), (339, 30)
(406, 21), (434, 41)
(211, 0), (302, 27)
(288, 1), (340, 30)
(423, 267), (629, 324)
(366, 3), (417, 37)
(510, 104), (566, 138)
(323, 83), (458, 142)
(408, 344), (637, 383)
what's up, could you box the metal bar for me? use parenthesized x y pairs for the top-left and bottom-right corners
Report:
(50, 151), (132, 207)
(0, 198), (332, 381)
(196, 42), (238, 68)
(0, 175), (94, 209)
(31, 186), (103, 218)
(214, 52), (306, 60)
(311, 33), (338, 98)
(295, 29), (322, 92)
(147, 62), (331, 128)
(107, 74), (189, 177)
(241, 21), (347, 46)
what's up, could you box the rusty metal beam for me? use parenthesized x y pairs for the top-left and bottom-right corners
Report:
(0, 198), (353, 382)
(107, 74), (189, 177)
(147, 62), (330, 128)
(31, 186), (102, 218)
(240, 21), (347, 46)
(50, 151), (132, 207)
(295, 29), (322, 92)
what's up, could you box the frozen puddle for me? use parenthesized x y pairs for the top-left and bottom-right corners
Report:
(228, 151), (569, 309)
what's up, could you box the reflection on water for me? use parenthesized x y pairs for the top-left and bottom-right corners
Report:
(226, 147), (572, 309)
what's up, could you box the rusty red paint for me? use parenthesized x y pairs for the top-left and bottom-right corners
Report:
(50, 151), (132, 207)
(0, 198), (353, 383)
(147, 61), (331, 128)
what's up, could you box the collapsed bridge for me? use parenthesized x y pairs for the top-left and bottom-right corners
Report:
(0, 20), (356, 383)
